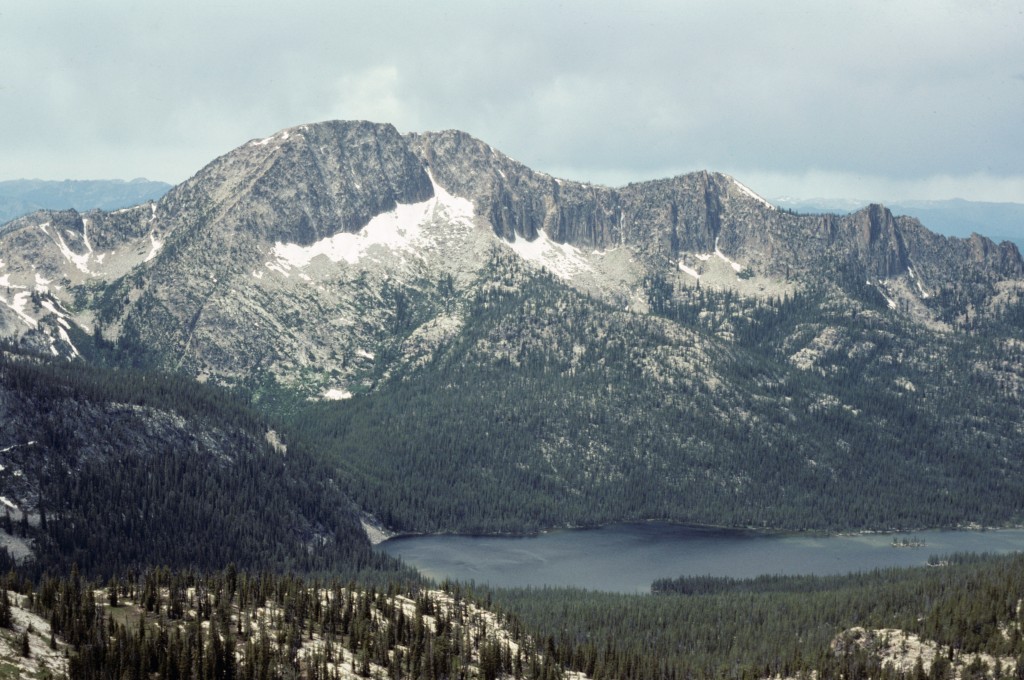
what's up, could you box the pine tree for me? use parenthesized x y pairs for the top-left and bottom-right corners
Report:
(0, 589), (11, 628)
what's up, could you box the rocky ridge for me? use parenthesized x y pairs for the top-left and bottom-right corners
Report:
(411, 128), (1021, 288)
(0, 120), (1021, 398)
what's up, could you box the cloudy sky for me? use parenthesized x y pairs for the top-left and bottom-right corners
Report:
(2, 0), (1022, 202)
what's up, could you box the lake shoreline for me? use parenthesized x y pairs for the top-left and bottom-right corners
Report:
(373, 516), (1024, 547)
(377, 522), (1024, 593)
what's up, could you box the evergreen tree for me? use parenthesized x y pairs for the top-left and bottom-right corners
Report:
(0, 590), (10, 628)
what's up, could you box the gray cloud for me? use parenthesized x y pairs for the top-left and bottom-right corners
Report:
(1, 0), (1022, 201)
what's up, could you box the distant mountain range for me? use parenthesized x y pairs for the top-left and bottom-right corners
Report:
(0, 178), (172, 225)
(773, 196), (1024, 248)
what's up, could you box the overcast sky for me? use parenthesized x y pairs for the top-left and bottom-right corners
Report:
(2, 1), (1022, 202)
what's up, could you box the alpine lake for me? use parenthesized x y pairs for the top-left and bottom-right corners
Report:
(378, 522), (1024, 593)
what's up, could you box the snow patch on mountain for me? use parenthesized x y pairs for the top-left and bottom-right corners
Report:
(729, 176), (775, 210)
(2, 292), (37, 329)
(679, 262), (701, 279)
(39, 298), (65, 321)
(504, 230), (593, 280)
(145, 232), (164, 262)
(873, 281), (898, 310)
(907, 268), (930, 299)
(273, 198), (432, 267)
(713, 237), (745, 273)
(82, 217), (94, 252)
(57, 326), (80, 358)
(268, 172), (475, 274)
(250, 128), (303, 149)
(322, 388), (353, 401)
(38, 221), (93, 275)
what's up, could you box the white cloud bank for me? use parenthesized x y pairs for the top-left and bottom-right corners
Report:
(0, 1), (1021, 203)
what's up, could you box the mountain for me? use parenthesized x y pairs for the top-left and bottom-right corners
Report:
(0, 178), (171, 226)
(1, 120), (1023, 536)
(3, 122), (1019, 386)
(774, 196), (1024, 249)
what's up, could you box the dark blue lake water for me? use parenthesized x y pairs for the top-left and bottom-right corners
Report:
(379, 523), (1024, 593)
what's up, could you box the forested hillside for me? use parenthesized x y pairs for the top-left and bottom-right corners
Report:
(495, 552), (1024, 680)
(283, 253), (1024, 534)
(3, 567), (563, 680)
(3, 553), (1023, 679)
(0, 346), (399, 578)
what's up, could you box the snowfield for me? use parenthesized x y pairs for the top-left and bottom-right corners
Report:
(269, 172), (476, 273)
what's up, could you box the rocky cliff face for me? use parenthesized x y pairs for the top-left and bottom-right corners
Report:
(162, 120), (433, 249)
(410, 130), (1022, 289)
(1, 120), (1021, 395)
(408, 129), (625, 247)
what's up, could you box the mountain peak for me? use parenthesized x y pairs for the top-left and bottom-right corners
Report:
(167, 119), (434, 248)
